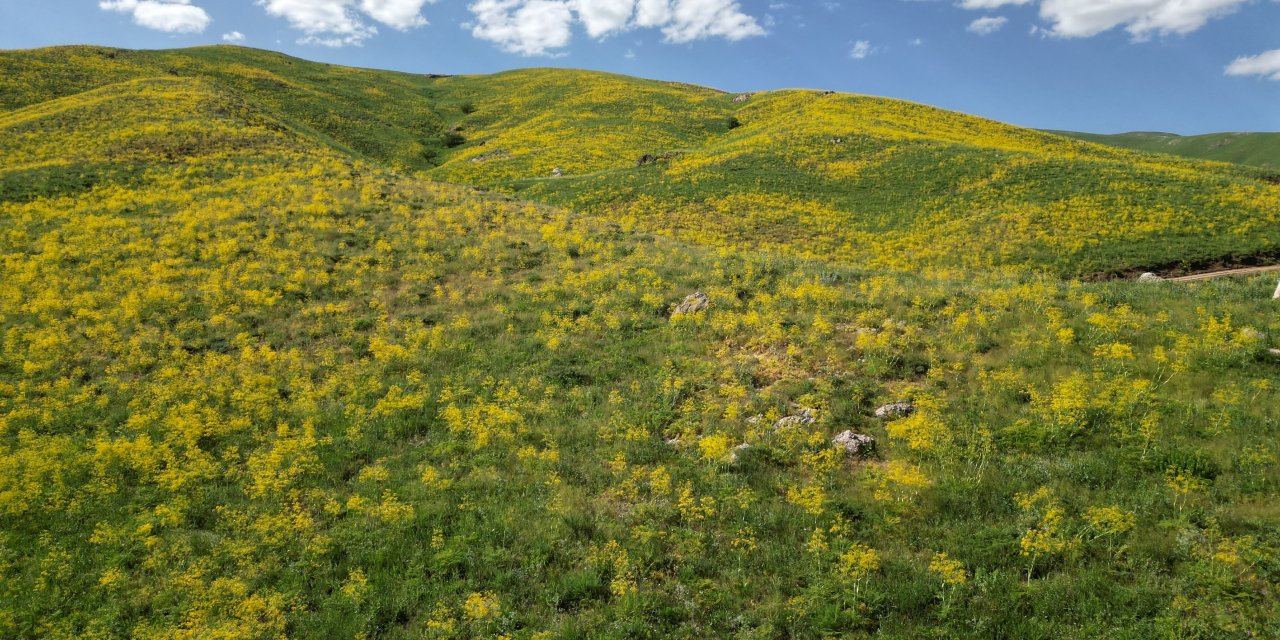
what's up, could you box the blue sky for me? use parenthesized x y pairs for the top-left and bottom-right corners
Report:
(3, 1), (1279, 134)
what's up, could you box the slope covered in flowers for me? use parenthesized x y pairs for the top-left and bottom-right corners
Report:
(0, 45), (448, 171)
(2, 46), (1280, 639)
(429, 79), (1280, 277)
(3, 45), (1279, 277)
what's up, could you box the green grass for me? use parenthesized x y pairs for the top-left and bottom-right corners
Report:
(0, 45), (450, 170)
(3, 45), (1279, 277)
(1051, 130), (1280, 171)
(1, 44), (1280, 639)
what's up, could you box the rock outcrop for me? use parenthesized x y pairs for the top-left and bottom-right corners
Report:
(832, 431), (875, 457)
(672, 292), (710, 316)
(774, 408), (816, 429)
(874, 403), (914, 419)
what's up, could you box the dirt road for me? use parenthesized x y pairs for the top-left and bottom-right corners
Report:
(1166, 265), (1280, 282)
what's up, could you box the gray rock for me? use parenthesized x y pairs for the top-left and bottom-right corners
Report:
(728, 443), (751, 463)
(733, 93), (753, 103)
(774, 408), (816, 429)
(1273, 278), (1280, 300)
(1138, 273), (1163, 282)
(672, 292), (711, 316)
(551, 167), (563, 177)
(470, 149), (510, 163)
(875, 403), (915, 419)
(832, 431), (875, 457)
(1269, 348), (1280, 357)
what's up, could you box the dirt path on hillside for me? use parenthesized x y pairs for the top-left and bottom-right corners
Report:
(1166, 265), (1280, 282)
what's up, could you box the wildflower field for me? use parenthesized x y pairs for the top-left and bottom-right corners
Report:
(1, 45), (1279, 638)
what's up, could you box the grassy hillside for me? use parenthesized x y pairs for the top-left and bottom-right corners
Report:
(438, 80), (1279, 276)
(3, 45), (1279, 277)
(2, 46), (1280, 638)
(1053, 130), (1280, 171)
(0, 45), (449, 170)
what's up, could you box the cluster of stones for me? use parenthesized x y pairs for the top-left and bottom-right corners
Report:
(469, 149), (510, 163)
(773, 408), (816, 429)
(668, 291), (905, 461)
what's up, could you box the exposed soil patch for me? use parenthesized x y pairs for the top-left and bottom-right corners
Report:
(1086, 249), (1280, 282)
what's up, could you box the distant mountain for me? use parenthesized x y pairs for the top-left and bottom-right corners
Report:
(1050, 130), (1280, 171)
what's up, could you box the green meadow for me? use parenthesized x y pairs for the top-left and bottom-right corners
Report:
(1, 45), (1279, 638)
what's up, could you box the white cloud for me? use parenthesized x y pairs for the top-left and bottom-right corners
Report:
(469, 0), (574, 55)
(957, 0), (1252, 40)
(850, 39), (873, 59)
(635, 0), (671, 26)
(967, 15), (1007, 34)
(257, 0), (375, 45)
(1040, 0), (1249, 39)
(99, 0), (211, 34)
(1226, 49), (1280, 81)
(468, 0), (763, 56)
(662, 0), (765, 43)
(255, 0), (434, 46)
(572, 0), (636, 37)
(250, 0), (759, 52)
(359, 0), (434, 30)
(222, 30), (246, 42)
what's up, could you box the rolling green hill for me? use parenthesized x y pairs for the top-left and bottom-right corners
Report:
(2, 45), (1280, 639)
(1052, 130), (1280, 171)
(429, 77), (1278, 276)
(0, 45), (450, 170)
(3, 45), (1279, 277)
